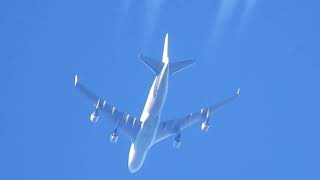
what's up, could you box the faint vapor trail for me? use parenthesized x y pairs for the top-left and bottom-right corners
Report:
(145, 0), (165, 30)
(123, 0), (132, 13)
(212, 0), (240, 41)
(111, 0), (132, 46)
(143, 0), (165, 51)
(216, 0), (239, 26)
(212, 0), (257, 41)
(118, 0), (132, 24)
(241, 0), (257, 24)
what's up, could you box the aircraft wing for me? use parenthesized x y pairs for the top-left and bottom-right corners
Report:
(74, 75), (141, 142)
(153, 88), (240, 144)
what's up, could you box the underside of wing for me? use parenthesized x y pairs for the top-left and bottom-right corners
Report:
(74, 75), (141, 142)
(153, 88), (240, 145)
(154, 112), (203, 144)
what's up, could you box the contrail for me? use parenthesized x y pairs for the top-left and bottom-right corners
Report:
(142, 0), (165, 52)
(118, 0), (132, 25)
(241, 0), (257, 25)
(123, 0), (132, 13)
(211, 0), (240, 41)
(210, 0), (257, 44)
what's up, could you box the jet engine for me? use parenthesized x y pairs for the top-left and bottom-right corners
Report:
(110, 129), (119, 143)
(90, 110), (99, 123)
(173, 134), (181, 149)
(201, 121), (210, 132)
(201, 108), (210, 132)
(89, 99), (106, 123)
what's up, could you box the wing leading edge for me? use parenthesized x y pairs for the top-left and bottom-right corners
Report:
(153, 88), (240, 144)
(74, 75), (141, 142)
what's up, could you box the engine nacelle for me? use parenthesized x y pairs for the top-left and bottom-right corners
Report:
(110, 130), (119, 143)
(89, 99), (106, 123)
(200, 108), (210, 132)
(173, 134), (181, 149)
(90, 111), (99, 123)
(201, 121), (210, 132)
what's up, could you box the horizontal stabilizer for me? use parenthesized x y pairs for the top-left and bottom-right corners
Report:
(169, 59), (195, 75)
(139, 54), (163, 75)
(139, 53), (195, 75)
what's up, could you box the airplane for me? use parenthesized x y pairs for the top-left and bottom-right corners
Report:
(74, 33), (240, 173)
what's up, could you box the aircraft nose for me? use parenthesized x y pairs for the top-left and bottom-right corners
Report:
(128, 156), (143, 173)
(128, 144), (141, 173)
(128, 164), (140, 173)
(128, 143), (146, 173)
(128, 153), (143, 173)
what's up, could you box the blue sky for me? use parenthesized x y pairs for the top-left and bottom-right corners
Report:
(1, 0), (319, 179)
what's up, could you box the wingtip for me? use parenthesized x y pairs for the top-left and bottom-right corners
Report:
(74, 75), (78, 87)
(236, 88), (240, 95)
(138, 52), (143, 60)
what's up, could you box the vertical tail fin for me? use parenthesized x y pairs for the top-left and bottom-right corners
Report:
(162, 33), (169, 64)
(140, 33), (195, 75)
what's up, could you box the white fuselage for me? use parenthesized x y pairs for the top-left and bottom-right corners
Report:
(128, 62), (169, 173)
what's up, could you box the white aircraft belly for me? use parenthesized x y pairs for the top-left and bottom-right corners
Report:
(128, 62), (169, 173)
(128, 143), (148, 173)
(128, 114), (160, 173)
